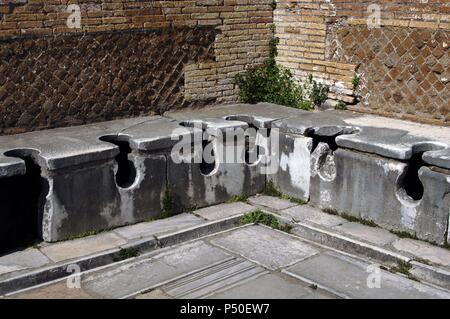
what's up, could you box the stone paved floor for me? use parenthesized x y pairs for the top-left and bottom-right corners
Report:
(7, 224), (450, 299)
(2, 196), (450, 299)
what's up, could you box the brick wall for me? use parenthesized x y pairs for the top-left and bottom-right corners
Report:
(0, 0), (273, 134)
(275, 0), (449, 124)
(1, 0), (448, 133)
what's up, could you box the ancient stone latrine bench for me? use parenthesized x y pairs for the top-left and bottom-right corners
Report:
(0, 103), (449, 254)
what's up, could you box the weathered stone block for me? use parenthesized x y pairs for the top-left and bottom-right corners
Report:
(411, 167), (450, 244)
(268, 133), (313, 201)
(311, 147), (405, 222)
(43, 159), (121, 242)
(0, 117), (172, 244)
(43, 152), (168, 242)
(310, 147), (450, 245)
(168, 153), (264, 213)
(336, 126), (446, 161)
(165, 118), (265, 212)
(41, 152), (162, 240)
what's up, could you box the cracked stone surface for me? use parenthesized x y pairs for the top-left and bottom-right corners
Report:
(193, 202), (255, 220)
(82, 241), (231, 299)
(247, 195), (298, 211)
(392, 238), (450, 267)
(39, 233), (127, 263)
(279, 205), (347, 228)
(0, 101), (448, 299)
(422, 148), (450, 170)
(118, 116), (201, 152)
(114, 213), (205, 240)
(332, 222), (398, 246)
(284, 251), (450, 299)
(9, 281), (94, 299)
(335, 126), (447, 161)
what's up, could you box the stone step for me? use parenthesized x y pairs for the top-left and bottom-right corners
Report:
(284, 251), (450, 299)
(2, 199), (450, 297)
(271, 203), (450, 290)
(192, 202), (255, 221)
(0, 213), (244, 296)
(6, 224), (450, 299)
(82, 241), (232, 299)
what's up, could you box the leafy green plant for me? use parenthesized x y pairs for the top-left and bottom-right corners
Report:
(352, 73), (361, 91)
(298, 100), (312, 110)
(234, 61), (309, 110)
(226, 194), (248, 203)
(303, 74), (329, 107)
(335, 100), (347, 110)
(234, 25), (311, 110)
(281, 194), (306, 205)
(240, 209), (280, 229)
(240, 209), (293, 233)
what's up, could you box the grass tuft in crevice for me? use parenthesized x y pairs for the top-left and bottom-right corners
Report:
(226, 194), (248, 203)
(262, 181), (306, 205)
(240, 209), (292, 233)
(389, 229), (419, 240)
(113, 247), (139, 262)
(340, 213), (378, 227)
(389, 261), (419, 282)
